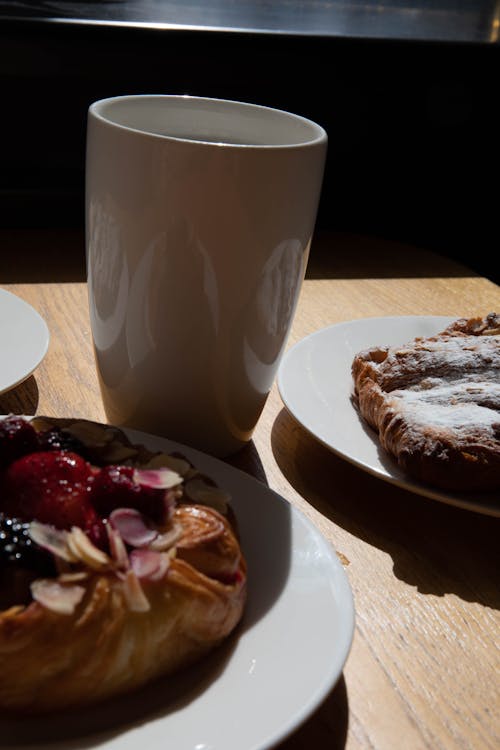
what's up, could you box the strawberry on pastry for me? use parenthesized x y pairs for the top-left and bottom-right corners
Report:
(1, 451), (106, 548)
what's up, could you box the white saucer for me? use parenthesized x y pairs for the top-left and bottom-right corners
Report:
(0, 289), (50, 394)
(278, 316), (500, 517)
(0, 425), (355, 750)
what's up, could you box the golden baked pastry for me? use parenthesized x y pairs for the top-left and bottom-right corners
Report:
(0, 416), (246, 714)
(351, 313), (500, 492)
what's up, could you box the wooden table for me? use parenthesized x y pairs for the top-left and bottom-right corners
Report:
(1, 230), (499, 750)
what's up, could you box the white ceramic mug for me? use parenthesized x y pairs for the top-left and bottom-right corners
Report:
(86, 95), (327, 456)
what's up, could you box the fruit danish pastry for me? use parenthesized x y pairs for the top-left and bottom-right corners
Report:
(351, 313), (500, 492)
(0, 415), (247, 714)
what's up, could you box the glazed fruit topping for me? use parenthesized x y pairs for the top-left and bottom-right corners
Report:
(1, 451), (106, 548)
(89, 465), (178, 524)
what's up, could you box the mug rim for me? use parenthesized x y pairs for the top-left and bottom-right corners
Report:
(88, 94), (327, 149)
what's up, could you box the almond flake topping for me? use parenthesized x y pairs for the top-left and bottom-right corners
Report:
(130, 549), (170, 580)
(134, 467), (183, 490)
(122, 569), (150, 612)
(109, 508), (157, 548)
(149, 523), (183, 551)
(66, 527), (111, 570)
(106, 522), (130, 570)
(28, 521), (78, 563)
(31, 579), (85, 615)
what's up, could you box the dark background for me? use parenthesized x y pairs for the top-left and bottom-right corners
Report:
(1, 2), (498, 282)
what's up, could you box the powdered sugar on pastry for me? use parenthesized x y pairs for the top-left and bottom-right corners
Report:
(388, 381), (500, 431)
(367, 336), (500, 392)
(352, 313), (500, 493)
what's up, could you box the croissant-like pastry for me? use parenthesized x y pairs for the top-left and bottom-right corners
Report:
(351, 313), (500, 491)
(0, 416), (246, 714)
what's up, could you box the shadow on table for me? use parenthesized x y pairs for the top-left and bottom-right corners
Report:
(226, 438), (269, 485)
(275, 675), (349, 750)
(271, 408), (500, 610)
(0, 376), (39, 416)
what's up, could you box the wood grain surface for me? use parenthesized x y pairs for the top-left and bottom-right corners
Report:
(1, 230), (499, 750)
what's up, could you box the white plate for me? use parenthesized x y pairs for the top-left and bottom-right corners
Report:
(0, 426), (354, 750)
(278, 316), (500, 517)
(0, 289), (50, 394)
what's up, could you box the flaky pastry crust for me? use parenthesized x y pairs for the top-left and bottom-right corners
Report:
(351, 313), (500, 492)
(0, 417), (246, 714)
